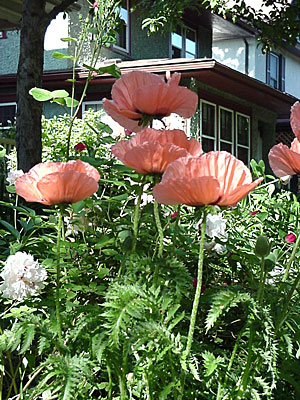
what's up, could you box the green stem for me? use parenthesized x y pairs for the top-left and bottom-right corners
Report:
(171, 204), (181, 251)
(179, 207), (207, 398)
(256, 256), (265, 304)
(107, 365), (112, 400)
(14, 195), (18, 231)
(235, 324), (255, 399)
(153, 199), (164, 258)
(55, 205), (64, 345)
(276, 268), (300, 334)
(282, 232), (300, 282)
(185, 207), (207, 357)
(129, 177), (146, 267)
(119, 374), (127, 400)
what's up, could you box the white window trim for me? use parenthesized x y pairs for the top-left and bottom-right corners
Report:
(170, 25), (197, 59)
(0, 102), (17, 129)
(113, 0), (130, 53)
(200, 99), (217, 150)
(82, 100), (102, 115)
(236, 112), (250, 165)
(218, 106), (234, 153)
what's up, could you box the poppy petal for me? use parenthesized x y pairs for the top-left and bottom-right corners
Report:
(16, 175), (44, 203)
(218, 178), (263, 206)
(268, 143), (300, 177)
(124, 143), (189, 174)
(103, 99), (143, 132)
(290, 101), (300, 140)
(37, 171), (99, 205)
(153, 176), (221, 206)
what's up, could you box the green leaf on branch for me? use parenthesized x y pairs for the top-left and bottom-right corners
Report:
(52, 51), (75, 61)
(60, 37), (77, 43)
(65, 97), (79, 107)
(29, 87), (53, 101)
(0, 220), (20, 240)
(82, 63), (121, 78)
(51, 90), (69, 98)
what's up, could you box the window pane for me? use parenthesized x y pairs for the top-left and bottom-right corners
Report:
(202, 102), (215, 138)
(237, 114), (250, 146)
(84, 103), (102, 113)
(220, 141), (232, 153)
(270, 53), (279, 89)
(185, 28), (196, 56)
(171, 32), (182, 49)
(202, 137), (215, 153)
(237, 146), (249, 165)
(0, 105), (16, 127)
(172, 46), (181, 58)
(220, 108), (233, 142)
(115, 0), (128, 50)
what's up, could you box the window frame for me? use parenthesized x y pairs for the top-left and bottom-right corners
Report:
(82, 100), (103, 115)
(218, 106), (234, 154)
(200, 99), (217, 151)
(170, 25), (197, 59)
(113, 0), (130, 54)
(236, 112), (250, 165)
(0, 102), (17, 129)
(198, 100), (251, 165)
(266, 51), (285, 91)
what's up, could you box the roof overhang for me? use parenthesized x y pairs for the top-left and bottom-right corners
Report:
(0, 58), (297, 119)
(0, 0), (80, 31)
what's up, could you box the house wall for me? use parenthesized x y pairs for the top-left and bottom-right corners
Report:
(213, 37), (300, 99)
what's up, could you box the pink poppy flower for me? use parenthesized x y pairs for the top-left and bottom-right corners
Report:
(290, 101), (300, 141)
(153, 151), (263, 207)
(111, 128), (202, 174)
(16, 160), (100, 205)
(286, 233), (296, 243)
(268, 138), (300, 177)
(103, 71), (198, 132)
(74, 142), (87, 152)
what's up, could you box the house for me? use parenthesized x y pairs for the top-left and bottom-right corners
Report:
(212, 14), (300, 150)
(0, 0), (298, 170)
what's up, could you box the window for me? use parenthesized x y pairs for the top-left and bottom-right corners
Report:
(114, 0), (130, 52)
(0, 103), (16, 129)
(0, 31), (7, 40)
(266, 52), (285, 91)
(82, 101), (123, 138)
(199, 100), (251, 165)
(171, 25), (197, 59)
(44, 13), (68, 50)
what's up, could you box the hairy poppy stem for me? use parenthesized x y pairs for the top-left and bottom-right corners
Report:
(171, 204), (181, 251)
(179, 207), (207, 397)
(153, 175), (164, 258)
(129, 176), (146, 267)
(55, 205), (64, 344)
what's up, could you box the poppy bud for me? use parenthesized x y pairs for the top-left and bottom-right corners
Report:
(255, 235), (270, 257)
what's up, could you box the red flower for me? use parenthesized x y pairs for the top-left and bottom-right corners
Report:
(171, 211), (178, 219)
(93, 1), (98, 8)
(74, 142), (87, 152)
(250, 211), (258, 216)
(103, 71), (198, 132)
(153, 152), (263, 207)
(16, 160), (100, 205)
(193, 277), (206, 292)
(125, 129), (132, 136)
(112, 128), (202, 174)
(286, 233), (297, 243)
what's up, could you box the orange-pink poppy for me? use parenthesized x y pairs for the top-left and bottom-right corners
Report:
(153, 151), (263, 207)
(103, 71), (198, 132)
(15, 160), (100, 205)
(290, 101), (300, 141)
(111, 128), (202, 174)
(268, 138), (300, 177)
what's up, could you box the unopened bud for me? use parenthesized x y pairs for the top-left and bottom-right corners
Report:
(255, 235), (270, 257)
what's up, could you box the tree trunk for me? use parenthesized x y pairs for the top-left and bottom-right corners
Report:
(16, 0), (49, 172)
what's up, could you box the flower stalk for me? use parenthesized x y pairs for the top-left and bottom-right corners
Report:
(55, 205), (64, 345)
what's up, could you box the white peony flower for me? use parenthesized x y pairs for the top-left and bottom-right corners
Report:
(0, 252), (47, 300)
(6, 169), (24, 185)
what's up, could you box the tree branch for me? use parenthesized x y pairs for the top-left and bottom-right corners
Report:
(46, 0), (80, 23)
